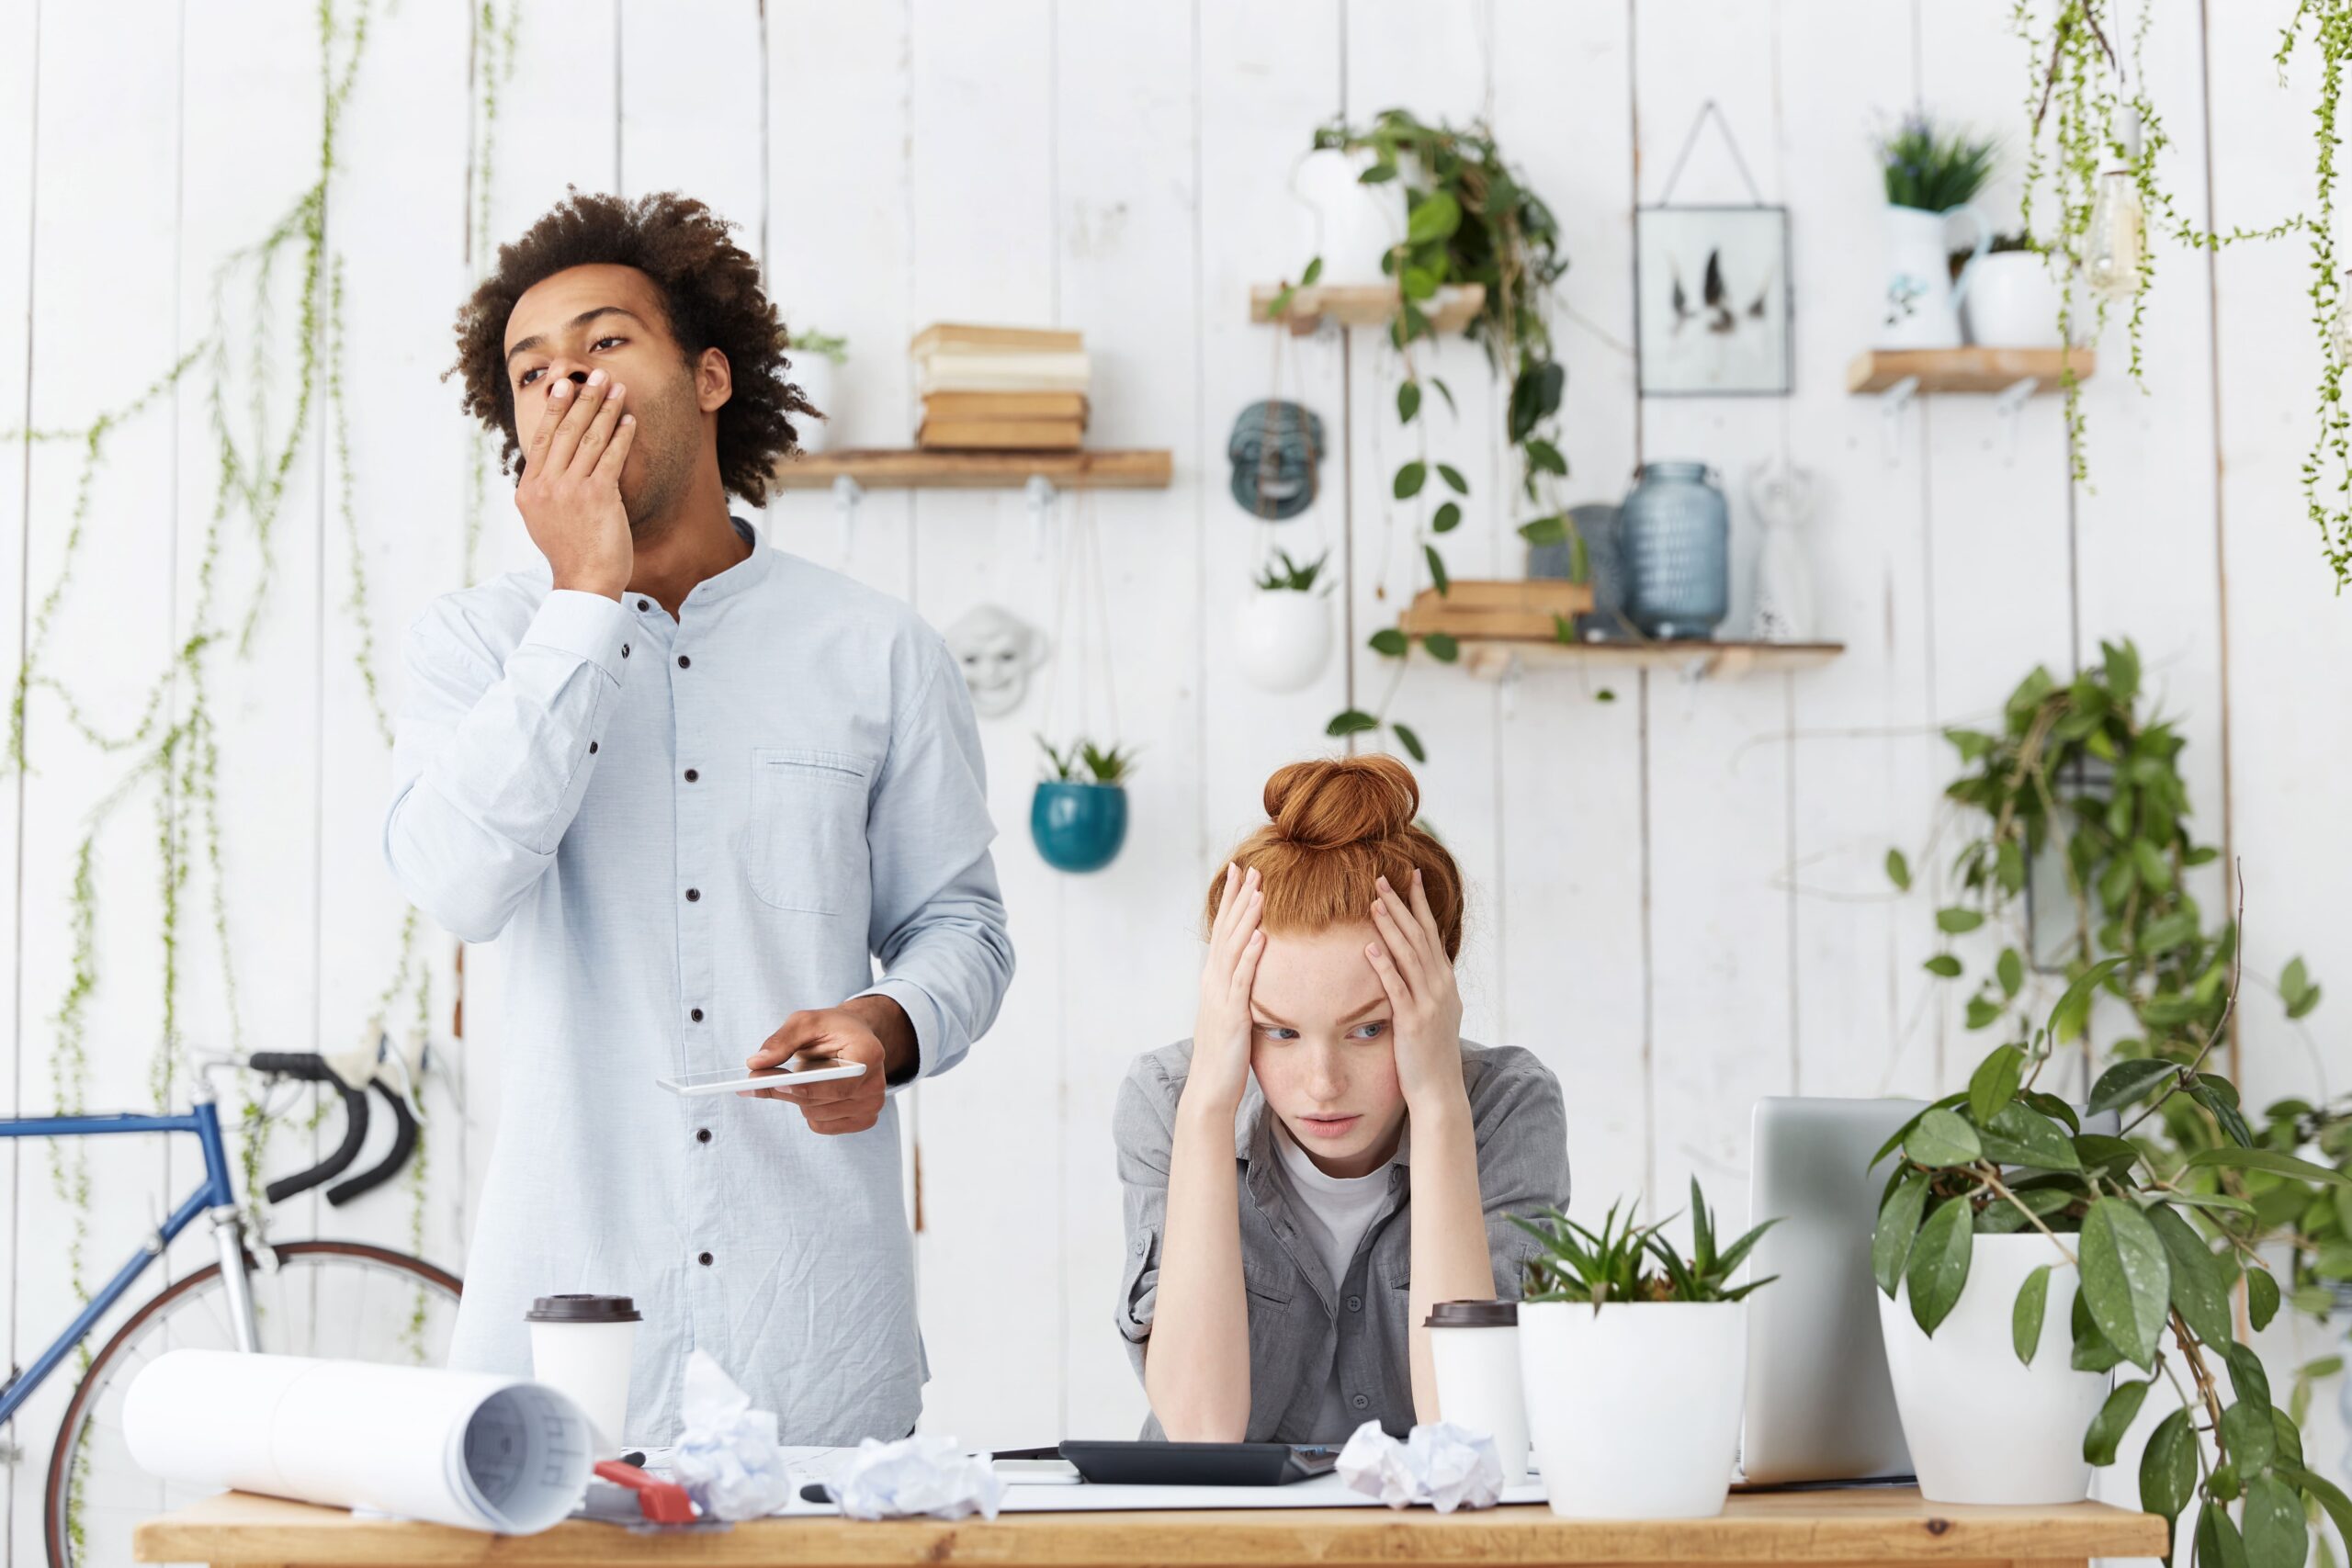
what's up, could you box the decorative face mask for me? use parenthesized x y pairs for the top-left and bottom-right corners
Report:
(944, 604), (1050, 720)
(1227, 400), (1325, 521)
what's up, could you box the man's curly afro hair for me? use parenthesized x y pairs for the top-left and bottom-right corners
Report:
(449, 189), (811, 507)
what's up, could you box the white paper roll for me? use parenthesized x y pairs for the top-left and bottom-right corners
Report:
(124, 1350), (594, 1534)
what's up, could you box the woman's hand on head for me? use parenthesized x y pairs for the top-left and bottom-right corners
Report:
(1365, 868), (1468, 1118)
(1183, 862), (1265, 1123)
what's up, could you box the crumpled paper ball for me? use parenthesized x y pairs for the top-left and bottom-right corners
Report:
(1337, 1420), (1504, 1513)
(835, 1433), (1005, 1521)
(671, 1349), (794, 1521)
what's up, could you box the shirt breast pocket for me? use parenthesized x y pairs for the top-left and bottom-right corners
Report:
(745, 747), (874, 915)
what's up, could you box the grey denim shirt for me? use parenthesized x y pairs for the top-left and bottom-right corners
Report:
(1113, 1038), (1571, 1443)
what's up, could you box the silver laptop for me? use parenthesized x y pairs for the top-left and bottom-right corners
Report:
(1738, 1096), (1923, 1485)
(1739, 1094), (2119, 1486)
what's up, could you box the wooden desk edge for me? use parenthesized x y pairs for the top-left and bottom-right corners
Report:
(137, 1489), (2171, 1568)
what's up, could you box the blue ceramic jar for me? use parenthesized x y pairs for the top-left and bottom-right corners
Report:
(1620, 460), (1729, 640)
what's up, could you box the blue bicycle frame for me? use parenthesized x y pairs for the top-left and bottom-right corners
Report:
(0, 1094), (258, 1428)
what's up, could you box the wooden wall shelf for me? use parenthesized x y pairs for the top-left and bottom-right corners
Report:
(1846, 347), (2095, 395)
(772, 448), (1172, 491)
(1250, 282), (1485, 336)
(1455, 638), (1845, 682)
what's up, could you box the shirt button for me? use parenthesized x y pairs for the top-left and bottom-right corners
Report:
(698, 1252), (714, 1266)
(637, 598), (650, 611)
(684, 768), (698, 783)
(588, 740), (598, 754)
(684, 888), (701, 902)
(1347, 1294), (1362, 1313)
(1351, 1393), (1369, 1410)
(621, 643), (630, 658)
(677, 654), (691, 669)
(690, 1007), (705, 1022)
(696, 1128), (712, 1145)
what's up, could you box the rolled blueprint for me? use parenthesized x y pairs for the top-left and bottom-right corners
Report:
(125, 1349), (593, 1534)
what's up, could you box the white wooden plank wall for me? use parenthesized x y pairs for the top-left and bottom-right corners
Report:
(1, 0), (2347, 1544)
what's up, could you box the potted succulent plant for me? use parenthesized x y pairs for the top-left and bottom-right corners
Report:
(1029, 737), (1133, 874)
(1236, 548), (1334, 695)
(1871, 956), (2352, 1561)
(788, 327), (847, 454)
(1513, 1180), (1777, 1520)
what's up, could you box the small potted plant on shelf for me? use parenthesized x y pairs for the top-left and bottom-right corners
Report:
(1958, 232), (2065, 349)
(1514, 1179), (1777, 1520)
(1030, 737), (1133, 874)
(1876, 114), (1997, 351)
(788, 327), (848, 454)
(1236, 548), (1334, 695)
(1870, 957), (2352, 1553)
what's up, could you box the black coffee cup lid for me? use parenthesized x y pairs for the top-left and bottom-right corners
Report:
(526, 1293), (641, 1324)
(1424, 1299), (1517, 1328)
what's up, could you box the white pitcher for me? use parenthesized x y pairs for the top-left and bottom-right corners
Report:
(1879, 203), (1991, 351)
(1292, 147), (1406, 286)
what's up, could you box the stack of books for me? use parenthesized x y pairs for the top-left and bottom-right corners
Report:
(912, 323), (1091, 450)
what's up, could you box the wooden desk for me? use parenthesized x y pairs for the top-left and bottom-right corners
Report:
(137, 1485), (2166, 1568)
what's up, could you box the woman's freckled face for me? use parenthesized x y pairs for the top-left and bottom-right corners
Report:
(1246, 920), (1404, 1179)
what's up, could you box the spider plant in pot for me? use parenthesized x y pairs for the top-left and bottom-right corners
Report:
(1871, 953), (2352, 1549)
(1030, 737), (1133, 874)
(786, 327), (847, 454)
(1236, 548), (1334, 695)
(1513, 1180), (1778, 1520)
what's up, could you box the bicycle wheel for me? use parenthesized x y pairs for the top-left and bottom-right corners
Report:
(45, 1239), (463, 1568)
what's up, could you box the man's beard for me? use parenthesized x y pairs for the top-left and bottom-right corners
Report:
(619, 378), (700, 537)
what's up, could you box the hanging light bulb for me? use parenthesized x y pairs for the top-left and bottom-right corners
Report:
(2084, 107), (2145, 305)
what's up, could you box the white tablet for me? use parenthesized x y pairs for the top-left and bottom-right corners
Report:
(655, 1059), (868, 1098)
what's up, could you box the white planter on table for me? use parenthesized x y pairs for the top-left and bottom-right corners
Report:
(1518, 1299), (1746, 1519)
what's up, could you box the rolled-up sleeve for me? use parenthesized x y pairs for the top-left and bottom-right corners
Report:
(381, 590), (632, 943)
(1113, 1059), (1178, 1376)
(1475, 1058), (1573, 1301)
(854, 632), (1014, 1082)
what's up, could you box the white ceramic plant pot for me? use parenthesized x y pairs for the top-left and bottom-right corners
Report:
(794, 355), (837, 454)
(1234, 590), (1333, 694)
(1518, 1300), (1745, 1518)
(1292, 148), (1406, 287)
(1962, 253), (2066, 348)
(1878, 1232), (2109, 1505)
(1880, 203), (1990, 351)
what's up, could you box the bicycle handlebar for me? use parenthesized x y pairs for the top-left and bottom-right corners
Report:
(247, 1051), (421, 1209)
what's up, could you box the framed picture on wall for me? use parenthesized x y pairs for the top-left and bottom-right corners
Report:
(1634, 205), (1792, 396)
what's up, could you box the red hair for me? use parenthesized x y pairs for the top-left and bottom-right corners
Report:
(1204, 754), (1464, 961)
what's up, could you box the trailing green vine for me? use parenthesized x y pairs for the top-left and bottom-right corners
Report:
(2278, 0), (2352, 584)
(3, 0), (438, 1332)
(1281, 110), (1567, 763)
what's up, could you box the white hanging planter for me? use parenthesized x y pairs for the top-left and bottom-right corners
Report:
(1234, 590), (1333, 694)
(1518, 1300), (1745, 1518)
(1878, 1233), (2109, 1505)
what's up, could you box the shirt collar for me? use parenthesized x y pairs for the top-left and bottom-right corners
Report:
(530, 513), (774, 604)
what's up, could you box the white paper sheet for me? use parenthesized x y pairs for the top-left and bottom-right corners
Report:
(124, 1349), (594, 1534)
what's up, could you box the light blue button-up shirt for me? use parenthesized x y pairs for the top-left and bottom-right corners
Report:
(383, 518), (1012, 1445)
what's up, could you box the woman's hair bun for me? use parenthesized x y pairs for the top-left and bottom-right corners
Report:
(1262, 754), (1419, 851)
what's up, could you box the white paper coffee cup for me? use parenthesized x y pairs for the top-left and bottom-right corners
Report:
(526, 1293), (640, 1458)
(1428, 1300), (1529, 1486)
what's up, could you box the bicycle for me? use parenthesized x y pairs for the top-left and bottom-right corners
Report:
(0, 1045), (465, 1567)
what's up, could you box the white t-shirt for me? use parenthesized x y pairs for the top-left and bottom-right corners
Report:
(1272, 1123), (1402, 1437)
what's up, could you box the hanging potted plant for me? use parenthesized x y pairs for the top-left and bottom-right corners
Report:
(1235, 548), (1333, 695)
(1514, 1179), (1777, 1519)
(787, 327), (847, 455)
(1030, 737), (1133, 874)
(1870, 954), (2352, 1551)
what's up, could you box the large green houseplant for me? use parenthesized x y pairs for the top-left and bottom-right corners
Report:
(1872, 954), (2352, 1554)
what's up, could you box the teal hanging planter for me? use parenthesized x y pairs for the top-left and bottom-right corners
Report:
(1031, 781), (1128, 874)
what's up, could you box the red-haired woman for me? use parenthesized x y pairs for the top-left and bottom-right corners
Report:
(1112, 754), (1571, 1444)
